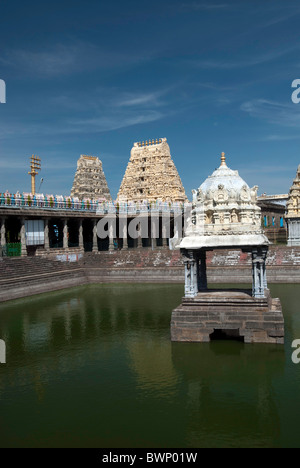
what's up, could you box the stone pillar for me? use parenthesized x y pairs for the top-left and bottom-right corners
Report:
(252, 247), (268, 298)
(44, 219), (50, 251)
(151, 213), (159, 250)
(259, 262), (264, 293)
(92, 220), (98, 253)
(183, 250), (198, 298)
(137, 235), (142, 248)
(20, 219), (27, 256)
(0, 218), (6, 247)
(120, 216), (128, 250)
(108, 223), (114, 251)
(63, 219), (68, 250)
(197, 250), (208, 291)
(151, 238), (157, 250)
(252, 249), (260, 298)
(122, 236), (128, 250)
(79, 219), (84, 250)
(162, 217), (169, 247)
(262, 247), (268, 290)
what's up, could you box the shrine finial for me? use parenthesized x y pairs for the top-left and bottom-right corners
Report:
(221, 152), (226, 167)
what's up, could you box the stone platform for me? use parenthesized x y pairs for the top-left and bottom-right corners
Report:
(171, 289), (284, 344)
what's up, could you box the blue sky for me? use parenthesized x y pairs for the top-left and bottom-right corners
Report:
(0, 0), (300, 199)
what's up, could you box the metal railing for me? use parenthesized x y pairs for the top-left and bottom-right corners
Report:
(0, 193), (189, 214)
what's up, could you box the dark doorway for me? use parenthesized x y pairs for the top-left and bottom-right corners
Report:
(209, 329), (244, 342)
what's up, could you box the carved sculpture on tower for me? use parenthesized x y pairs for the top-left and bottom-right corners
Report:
(117, 138), (187, 203)
(71, 155), (112, 201)
(286, 165), (300, 246)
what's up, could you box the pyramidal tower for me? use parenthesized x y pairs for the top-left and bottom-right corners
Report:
(286, 164), (300, 246)
(117, 138), (187, 202)
(71, 155), (112, 201)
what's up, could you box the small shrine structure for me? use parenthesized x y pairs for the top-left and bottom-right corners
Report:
(171, 153), (284, 344)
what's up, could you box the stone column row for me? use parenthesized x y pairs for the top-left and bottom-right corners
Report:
(1, 215), (172, 255)
(43, 218), (100, 253)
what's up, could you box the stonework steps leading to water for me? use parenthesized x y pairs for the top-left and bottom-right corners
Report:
(0, 245), (299, 302)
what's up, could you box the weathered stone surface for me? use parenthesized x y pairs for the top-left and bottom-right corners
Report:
(286, 165), (300, 246)
(71, 155), (111, 201)
(171, 289), (284, 344)
(117, 138), (187, 203)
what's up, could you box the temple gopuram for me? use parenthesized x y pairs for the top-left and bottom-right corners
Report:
(117, 138), (187, 203)
(71, 155), (111, 201)
(286, 165), (300, 246)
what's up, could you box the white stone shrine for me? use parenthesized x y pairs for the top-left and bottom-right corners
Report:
(171, 153), (284, 344)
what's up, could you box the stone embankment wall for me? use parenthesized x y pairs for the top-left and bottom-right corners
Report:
(0, 246), (299, 302)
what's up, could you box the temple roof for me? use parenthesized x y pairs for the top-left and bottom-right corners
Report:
(200, 153), (250, 194)
(176, 153), (269, 250)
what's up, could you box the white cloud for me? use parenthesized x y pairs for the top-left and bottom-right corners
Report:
(115, 91), (165, 108)
(241, 99), (300, 128)
(67, 110), (164, 133)
(0, 41), (154, 78)
(191, 45), (299, 70)
(260, 134), (300, 142)
(181, 2), (230, 10)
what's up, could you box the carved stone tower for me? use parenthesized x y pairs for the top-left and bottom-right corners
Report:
(286, 164), (300, 246)
(117, 138), (187, 202)
(71, 155), (112, 201)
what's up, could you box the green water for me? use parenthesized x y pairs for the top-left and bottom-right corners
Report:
(0, 283), (300, 448)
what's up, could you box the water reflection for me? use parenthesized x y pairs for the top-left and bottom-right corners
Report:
(172, 341), (285, 447)
(0, 283), (299, 448)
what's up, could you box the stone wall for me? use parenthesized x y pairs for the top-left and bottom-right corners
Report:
(0, 246), (299, 302)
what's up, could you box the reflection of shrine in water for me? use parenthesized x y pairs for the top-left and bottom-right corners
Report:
(171, 341), (285, 447)
(0, 283), (299, 448)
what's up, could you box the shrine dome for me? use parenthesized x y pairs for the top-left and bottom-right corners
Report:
(177, 153), (269, 250)
(199, 153), (250, 196)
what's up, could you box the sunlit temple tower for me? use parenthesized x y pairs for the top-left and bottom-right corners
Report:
(71, 155), (112, 201)
(171, 153), (284, 344)
(286, 165), (300, 246)
(117, 138), (187, 202)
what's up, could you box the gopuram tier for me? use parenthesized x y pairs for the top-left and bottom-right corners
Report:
(117, 138), (187, 203)
(71, 155), (112, 201)
(286, 164), (300, 246)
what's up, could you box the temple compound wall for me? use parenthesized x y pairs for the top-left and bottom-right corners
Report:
(117, 138), (187, 203)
